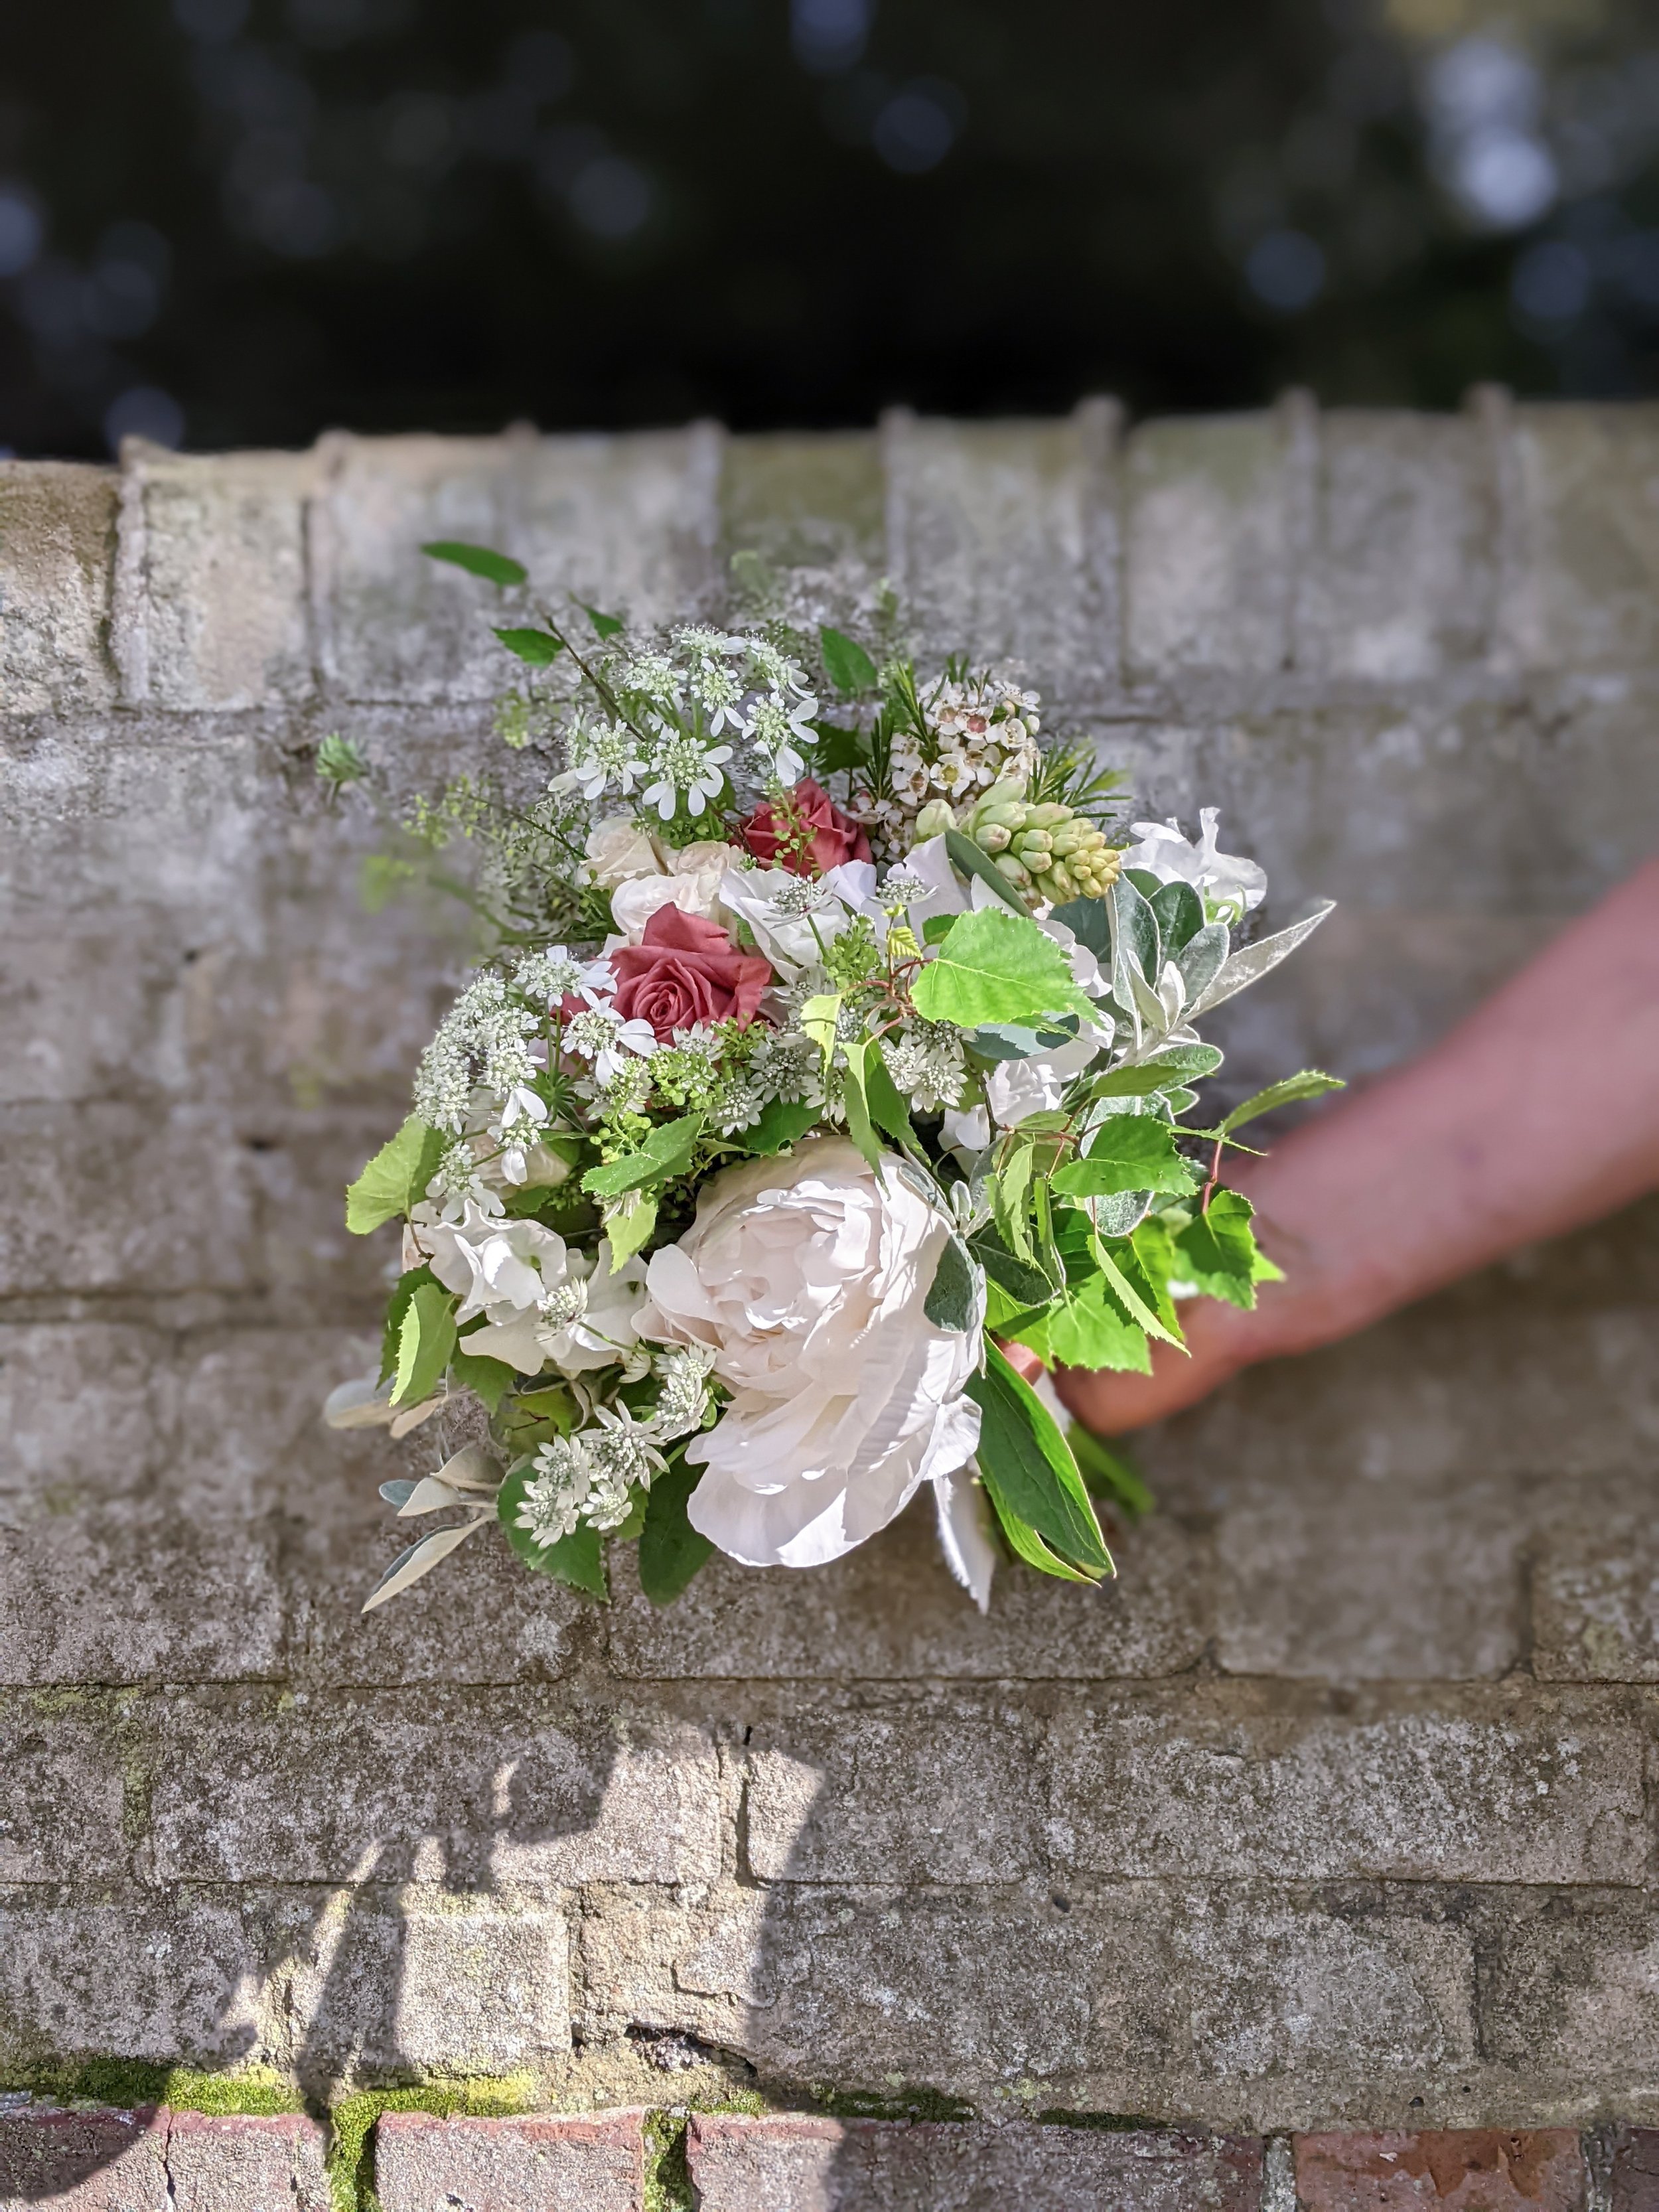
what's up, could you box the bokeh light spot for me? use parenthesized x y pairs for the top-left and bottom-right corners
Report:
(567, 156), (652, 241)
(1246, 228), (1328, 311)
(0, 187), (44, 279)
(105, 386), (186, 453)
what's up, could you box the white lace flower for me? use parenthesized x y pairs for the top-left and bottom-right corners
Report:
(642, 733), (733, 821)
(487, 1082), (550, 1184)
(565, 1003), (658, 1084)
(739, 688), (818, 787)
(556, 717), (647, 804)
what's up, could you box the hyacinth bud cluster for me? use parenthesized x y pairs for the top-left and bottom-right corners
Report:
(920, 776), (1122, 903)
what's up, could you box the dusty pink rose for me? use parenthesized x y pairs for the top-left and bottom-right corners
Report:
(607, 905), (772, 1039)
(740, 778), (872, 878)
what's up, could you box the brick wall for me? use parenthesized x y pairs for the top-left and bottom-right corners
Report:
(3, 397), (1659, 2133)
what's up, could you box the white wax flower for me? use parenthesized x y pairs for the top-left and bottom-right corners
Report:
(636, 1137), (983, 1568)
(1120, 807), (1266, 922)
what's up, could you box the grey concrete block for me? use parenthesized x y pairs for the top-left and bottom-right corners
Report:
(1123, 410), (1297, 678)
(607, 1491), (1209, 1680)
(374, 2109), (646, 2212)
(163, 2109), (331, 2212)
(0, 2105), (167, 2212)
(1044, 1692), (1645, 1883)
(145, 1693), (721, 1884)
(1532, 1533), (1659, 1682)
(111, 442), (318, 709)
(0, 464), (117, 717)
(0, 1325), (175, 1503)
(884, 407), (1118, 698)
(1479, 1894), (1659, 2093)
(0, 1701), (129, 1880)
(309, 427), (720, 702)
(686, 2114), (1263, 2212)
(1502, 404), (1659, 670)
(746, 1711), (1043, 1883)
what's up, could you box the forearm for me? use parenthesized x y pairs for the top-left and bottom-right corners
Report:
(1060, 858), (1659, 1429)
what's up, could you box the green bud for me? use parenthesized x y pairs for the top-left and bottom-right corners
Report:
(1027, 802), (1072, 830)
(993, 854), (1033, 888)
(976, 823), (1013, 853)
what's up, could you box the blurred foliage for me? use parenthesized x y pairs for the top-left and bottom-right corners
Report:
(2, 0), (1658, 457)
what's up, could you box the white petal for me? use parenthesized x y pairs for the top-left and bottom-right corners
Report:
(934, 1466), (998, 1613)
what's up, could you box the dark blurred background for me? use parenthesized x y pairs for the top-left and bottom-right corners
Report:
(3, 0), (1658, 457)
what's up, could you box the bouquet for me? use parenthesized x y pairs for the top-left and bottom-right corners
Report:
(323, 541), (1336, 1614)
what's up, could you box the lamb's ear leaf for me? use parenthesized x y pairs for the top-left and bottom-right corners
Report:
(497, 1462), (611, 1598)
(362, 1518), (486, 1613)
(346, 1117), (447, 1234)
(637, 1456), (715, 1607)
(1190, 901), (1335, 1015)
(924, 1232), (980, 1333)
(966, 1340), (1112, 1576)
(421, 540), (528, 588)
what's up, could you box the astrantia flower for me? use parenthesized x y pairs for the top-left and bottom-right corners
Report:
(636, 1137), (983, 1568)
(621, 650), (681, 708)
(1121, 807), (1266, 924)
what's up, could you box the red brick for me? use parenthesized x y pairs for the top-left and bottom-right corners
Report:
(686, 2113), (1263, 2212)
(1295, 2132), (1586, 2212)
(372, 2109), (646, 2212)
(0, 2105), (168, 2211)
(164, 2108), (329, 2212)
(1609, 2129), (1659, 2212)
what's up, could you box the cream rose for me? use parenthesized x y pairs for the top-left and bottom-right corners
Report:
(608, 839), (743, 945)
(582, 816), (664, 891)
(636, 1137), (983, 1568)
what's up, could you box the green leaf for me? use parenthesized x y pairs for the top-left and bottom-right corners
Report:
(838, 1033), (886, 1176)
(637, 1457), (715, 1606)
(583, 603), (625, 638)
(1191, 901), (1335, 1017)
(912, 907), (1096, 1029)
(985, 1489), (1098, 1583)
(1218, 1069), (1344, 1138)
(1022, 1274), (1152, 1374)
(1048, 896), (1112, 960)
(1148, 879), (1205, 953)
(421, 540), (528, 588)
(1110, 874), (1161, 987)
(1177, 921), (1230, 1001)
(862, 1038), (922, 1156)
(450, 1345), (516, 1413)
(969, 1219), (1060, 1308)
(943, 828), (1029, 915)
(603, 1189), (659, 1271)
(924, 1231), (979, 1333)
(993, 1134), (1037, 1265)
(496, 1463), (610, 1597)
(1087, 1045), (1222, 1100)
(492, 625), (564, 666)
(1051, 1119), (1197, 1199)
(798, 993), (842, 1066)
(809, 722), (871, 776)
(1171, 1187), (1284, 1309)
(1068, 1423), (1155, 1519)
(1089, 1239), (1182, 1349)
(966, 1340), (1112, 1575)
(346, 1116), (447, 1234)
(380, 1264), (439, 1382)
(392, 1282), (458, 1408)
(741, 1099), (820, 1155)
(819, 625), (879, 696)
(582, 1114), (704, 1198)
(922, 913), (957, 946)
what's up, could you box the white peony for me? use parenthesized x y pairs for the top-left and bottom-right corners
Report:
(636, 1137), (984, 1568)
(609, 840), (744, 945)
(419, 1201), (648, 1375)
(1120, 807), (1266, 922)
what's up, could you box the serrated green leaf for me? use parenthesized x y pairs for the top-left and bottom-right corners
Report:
(819, 625), (879, 696)
(497, 1462), (611, 1597)
(582, 1114), (704, 1198)
(1088, 1045), (1222, 1100)
(839, 1035), (885, 1175)
(421, 540), (528, 588)
(912, 907), (1095, 1029)
(583, 603), (625, 638)
(862, 1037), (922, 1156)
(392, 1282), (458, 1407)
(1218, 1069), (1344, 1138)
(1021, 1274), (1152, 1374)
(346, 1116), (447, 1234)
(1171, 1187), (1285, 1309)
(923, 1231), (979, 1333)
(1093, 1238), (1185, 1348)
(380, 1264), (439, 1382)
(492, 625), (564, 665)
(603, 1189), (659, 1270)
(993, 1134), (1037, 1265)
(798, 993), (842, 1065)
(969, 1218), (1060, 1308)
(968, 1341), (1112, 1576)
(637, 1456), (715, 1606)
(1051, 1119), (1197, 1199)
(809, 721), (871, 775)
(741, 1098), (820, 1155)
(922, 913), (956, 946)
(943, 828), (1029, 915)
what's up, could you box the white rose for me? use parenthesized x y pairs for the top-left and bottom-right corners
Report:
(636, 1137), (983, 1568)
(583, 816), (664, 891)
(421, 1201), (646, 1375)
(609, 840), (743, 945)
(1120, 806), (1266, 922)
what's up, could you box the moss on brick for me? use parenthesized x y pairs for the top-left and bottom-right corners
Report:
(3, 2059), (301, 2115)
(325, 2074), (539, 2212)
(809, 2082), (977, 2124)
